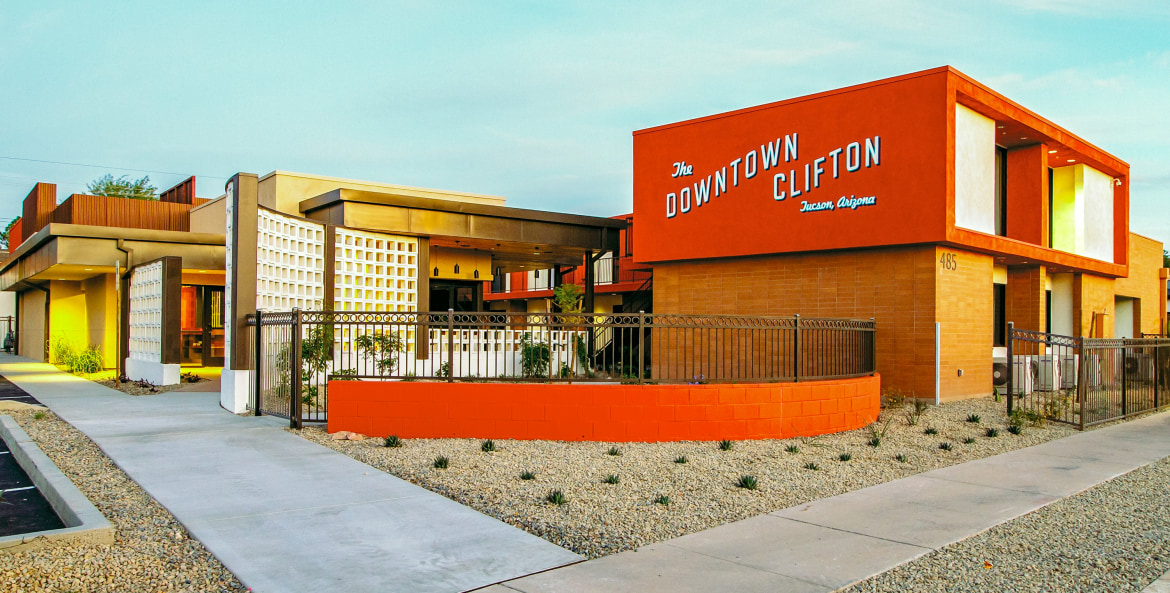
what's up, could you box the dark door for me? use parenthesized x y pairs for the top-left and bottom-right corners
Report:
(428, 281), (482, 312)
(202, 287), (225, 367)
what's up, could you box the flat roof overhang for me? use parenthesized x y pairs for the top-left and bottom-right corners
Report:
(299, 189), (625, 270)
(0, 224), (226, 291)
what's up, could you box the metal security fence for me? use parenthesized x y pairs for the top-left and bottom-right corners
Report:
(247, 310), (876, 427)
(1007, 324), (1170, 430)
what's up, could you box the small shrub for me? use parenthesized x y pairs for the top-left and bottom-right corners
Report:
(785, 444), (800, 454)
(545, 489), (567, 505)
(966, 413), (981, 424)
(520, 470), (536, 480)
(963, 437), (976, 444)
(1009, 408), (1045, 428)
(332, 368), (359, 381)
(481, 439), (496, 452)
(985, 428), (999, 438)
(868, 437), (882, 448)
(866, 418), (893, 444)
(674, 455), (688, 464)
(603, 474), (620, 485)
(1008, 425), (1024, 435)
(924, 427), (938, 435)
(881, 389), (906, 409)
(905, 399), (929, 426)
(607, 446), (622, 456)
(718, 439), (733, 451)
(803, 461), (820, 471)
(736, 475), (759, 490)
(435, 361), (451, 378)
(383, 435), (402, 448)
(433, 455), (450, 469)
(838, 452), (852, 462)
(938, 442), (953, 451)
(654, 494), (670, 505)
(894, 453), (908, 463)
(34, 411), (46, 420)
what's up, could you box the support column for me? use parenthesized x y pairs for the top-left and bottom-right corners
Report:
(222, 173), (259, 413)
(1005, 266), (1047, 333)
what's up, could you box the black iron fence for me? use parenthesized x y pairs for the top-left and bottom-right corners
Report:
(1007, 323), (1170, 429)
(246, 310), (876, 427)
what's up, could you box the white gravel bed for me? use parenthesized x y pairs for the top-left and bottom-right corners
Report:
(300, 395), (1080, 558)
(844, 454), (1170, 593)
(0, 408), (247, 593)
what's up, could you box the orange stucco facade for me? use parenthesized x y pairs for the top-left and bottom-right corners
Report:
(328, 375), (881, 442)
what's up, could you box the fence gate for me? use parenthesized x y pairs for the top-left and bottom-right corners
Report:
(249, 312), (298, 425)
(1007, 324), (1170, 429)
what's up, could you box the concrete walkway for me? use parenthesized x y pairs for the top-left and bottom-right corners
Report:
(481, 409), (1170, 593)
(0, 356), (580, 593)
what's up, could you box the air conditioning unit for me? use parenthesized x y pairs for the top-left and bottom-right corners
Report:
(1058, 355), (1079, 390)
(993, 356), (1035, 396)
(1035, 355), (1061, 392)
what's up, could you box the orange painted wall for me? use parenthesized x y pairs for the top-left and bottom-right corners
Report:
(328, 375), (881, 442)
(633, 70), (950, 263)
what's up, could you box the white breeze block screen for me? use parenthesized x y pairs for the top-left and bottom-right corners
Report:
(128, 260), (165, 363)
(257, 209), (326, 311)
(333, 228), (418, 313)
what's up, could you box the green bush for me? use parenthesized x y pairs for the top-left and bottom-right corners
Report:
(520, 333), (550, 378)
(51, 339), (77, 367)
(71, 345), (104, 374)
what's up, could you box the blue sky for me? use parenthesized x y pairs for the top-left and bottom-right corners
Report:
(2, 1), (1168, 240)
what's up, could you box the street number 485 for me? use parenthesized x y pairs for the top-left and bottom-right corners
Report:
(939, 252), (958, 270)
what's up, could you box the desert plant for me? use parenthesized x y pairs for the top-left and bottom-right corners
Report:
(603, 474), (620, 484)
(545, 489), (568, 505)
(354, 331), (403, 377)
(1008, 424), (1023, 435)
(905, 398), (929, 426)
(433, 455), (450, 469)
(33, 411), (46, 420)
(674, 455), (688, 464)
(803, 461), (820, 471)
(963, 437), (976, 444)
(71, 345), (104, 374)
(718, 439), (734, 451)
(654, 494), (670, 505)
(1009, 408), (1045, 428)
(881, 389), (906, 409)
(520, 470), (536, 480)
(736, 475), (759, 490)
(924, 427), (938, 435)
(435, 361), (451, 378)
(838, 452), (853, 462)
(985, 427), (999, 438)
(785, 444), (800, 454)
(332, 368), (359, 381)
(383, 435), (402, 448)
(519, 332), (551, 378)
(607, 446), (622, 456)
(866, 417), (893, 446)
(966, 413), (981, 424)
(938, 442), (953, 451)
(51, 338), (77, 367)
(481, 439), (496, 452)
(894, 453), (909, 463)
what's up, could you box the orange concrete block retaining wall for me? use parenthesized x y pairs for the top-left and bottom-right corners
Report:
(327, 374), (880, 442)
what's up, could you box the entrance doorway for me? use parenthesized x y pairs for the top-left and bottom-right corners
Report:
(180, 285), (225, 367)
(429, 280), (482, 312)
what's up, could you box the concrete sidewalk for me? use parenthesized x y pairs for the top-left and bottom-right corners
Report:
(0, 356), (580, 593)
(483, 409), (1170, 593)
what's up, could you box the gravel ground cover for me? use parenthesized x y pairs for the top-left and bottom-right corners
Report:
(301, 395), (1080, 558)
(0, 408), (246, 593)
(76, 370), (210, 396)
(844, 455), (1170, 593)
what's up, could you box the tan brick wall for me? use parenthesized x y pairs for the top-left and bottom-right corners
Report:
(1074, 274), (1115, 338)
(653, 246), (938, 399)
(934, 247), (995, 400)
(1114, 233), (1166, 335)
